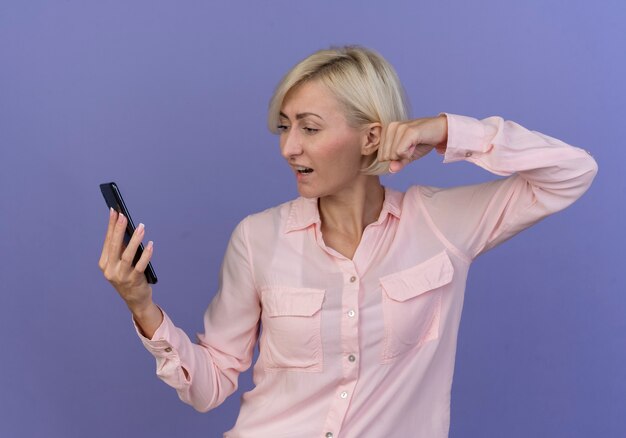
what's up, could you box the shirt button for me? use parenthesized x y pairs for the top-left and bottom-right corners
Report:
(349, 276), (357, 283)
(348, 354), (356, 362)
(326, 433), (333, 438)
(347, 309), (356, 317)
(340, 391), (348, 399)
(164, 347), (172, 353)
(465, 151), (473, 157)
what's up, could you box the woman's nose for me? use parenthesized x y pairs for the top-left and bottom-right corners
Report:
(280, 130), (303, 159)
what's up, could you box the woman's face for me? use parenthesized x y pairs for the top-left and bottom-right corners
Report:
(278, 80), (370, 199)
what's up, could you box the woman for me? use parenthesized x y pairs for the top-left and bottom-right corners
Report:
(99, 46), (597, 437)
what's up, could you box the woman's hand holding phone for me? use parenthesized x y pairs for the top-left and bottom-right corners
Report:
(99, 208), (162, 338)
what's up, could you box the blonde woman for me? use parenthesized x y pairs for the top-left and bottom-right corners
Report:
(99, 46), (597, 437)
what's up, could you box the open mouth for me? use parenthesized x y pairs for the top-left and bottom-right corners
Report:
(295, 166), (314, 174)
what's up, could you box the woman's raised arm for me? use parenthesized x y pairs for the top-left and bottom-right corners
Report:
(378, 113), (598, 259)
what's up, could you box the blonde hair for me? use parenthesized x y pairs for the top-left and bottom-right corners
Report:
(267, 45), (410, 175)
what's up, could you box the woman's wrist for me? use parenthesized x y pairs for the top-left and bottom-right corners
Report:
(436, 114), (448, 151)
(131, 301), (163, 339)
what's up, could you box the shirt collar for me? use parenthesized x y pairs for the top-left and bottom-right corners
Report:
(283, 186), (403, 234)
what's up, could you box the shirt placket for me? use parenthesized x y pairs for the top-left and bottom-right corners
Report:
(323, 259), (361, 438)
(313, 227), (361, 438)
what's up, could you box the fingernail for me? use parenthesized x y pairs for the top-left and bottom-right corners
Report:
(137, 223), (145, 233)
(109, 207), (115, 217)
(117, 212), (125, 222)
(147, 240), (154, 249)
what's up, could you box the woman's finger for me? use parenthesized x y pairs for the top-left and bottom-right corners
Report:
(107, 212), (128, 262)
(384, 124), (413, 171)
(392, 129), (412, 160)
(121, 223), (145, 265)
(388, 156), (411, 174)
(133, 240), (154, 274)
(380, 121), (416, 163)
(377, 124), (389, 162)
(382, 122), (400, 162)
(99, 208), (118, 270)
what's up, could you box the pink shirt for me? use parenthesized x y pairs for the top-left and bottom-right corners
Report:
(135, 113), (597, 437)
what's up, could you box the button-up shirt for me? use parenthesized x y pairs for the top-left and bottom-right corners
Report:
(134, 113), (597, 437)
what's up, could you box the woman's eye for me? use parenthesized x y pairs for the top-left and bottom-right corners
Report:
(276, 125), (289, 132)
(303, 127), (319, 134)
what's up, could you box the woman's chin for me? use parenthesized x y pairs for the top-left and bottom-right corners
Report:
(296, 181), (330, 199)
(296, 186), (320, 199)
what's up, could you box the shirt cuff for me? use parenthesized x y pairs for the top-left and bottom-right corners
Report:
(438, 113), (494, 163)
(132, 306), (178, 358)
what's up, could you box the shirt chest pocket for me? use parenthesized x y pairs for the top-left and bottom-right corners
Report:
(380, 251), (454, 362)
(260, 286), (326, 372)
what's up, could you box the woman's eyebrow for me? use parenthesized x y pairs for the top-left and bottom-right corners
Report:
(279, 111), (324, 121)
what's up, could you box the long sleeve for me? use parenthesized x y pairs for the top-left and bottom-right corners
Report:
(418, 113), (598, 260)
(134, 217), (261, 412)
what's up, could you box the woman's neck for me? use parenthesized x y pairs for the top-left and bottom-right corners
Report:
(318, 176), (385, 242)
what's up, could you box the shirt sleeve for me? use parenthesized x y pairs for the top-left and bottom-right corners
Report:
(133, 217), (261, 412)
(418, 113), (598, 260)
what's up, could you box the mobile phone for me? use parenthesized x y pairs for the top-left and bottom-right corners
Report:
(99, 182), (158, 284)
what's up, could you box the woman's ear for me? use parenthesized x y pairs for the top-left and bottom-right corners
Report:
(361, 123), (382, 156)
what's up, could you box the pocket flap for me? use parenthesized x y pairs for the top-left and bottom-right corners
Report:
(262, 287), (326, 317)
(380, 251), (454, 302)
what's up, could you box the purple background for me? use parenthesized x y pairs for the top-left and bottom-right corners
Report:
(1, 1), (624, 437)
